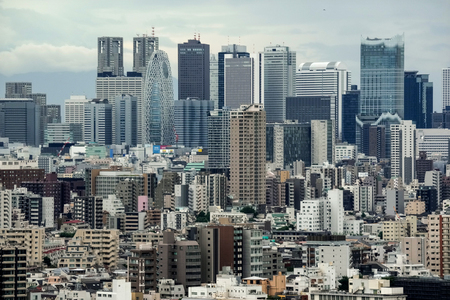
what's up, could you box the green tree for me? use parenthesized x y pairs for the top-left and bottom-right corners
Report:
(196, 211), (210, 222)
(43, 256), (52, 266)
(240, 206), (257, 218)
(59, 232), (75, 238)
(361, 212), (366, 218)
(378, 231), (383, 239)
(338, 276), (349, 291)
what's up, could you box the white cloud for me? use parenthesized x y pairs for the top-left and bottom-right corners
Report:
(0, 44), (96, 76)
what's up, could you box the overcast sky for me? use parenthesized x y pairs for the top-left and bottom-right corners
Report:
(1, 0), (449, 109)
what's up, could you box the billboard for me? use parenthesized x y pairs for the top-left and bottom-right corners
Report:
(153, 145), (161, 154)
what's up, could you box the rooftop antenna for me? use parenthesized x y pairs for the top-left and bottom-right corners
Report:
(194, 32), (197, 40)
(137, 34), (140, 37)
(152, 27), (155, 37)
(253, 44), (255, 54)
(198, 32), (200, 42)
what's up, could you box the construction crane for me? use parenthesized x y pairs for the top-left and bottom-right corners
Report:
(57, 137), (72, 157)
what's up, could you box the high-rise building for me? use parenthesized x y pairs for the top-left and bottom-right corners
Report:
(174, 98), (214, 148)
(5, 82), (32, 98)
(207, 108), (230, 170)
(64, 95), (90, 126)
(360, 124), (386, 160)
(224, 55), (254, 109)
(142, 50), (175, 145)
(96, 77), (143, 143)
(266, 121), (311, 168)
(0, 99), (40, 146)
(261, 45), (296, 122)
(416, 152), (433, 183)
(73, 229), (119, 269)
(285, 96), (333, 123)
(44, 123), (82, 144)
(296, 62), (351, 139)
(443, 67), (450, 109)
(0, 246), (27, 300)
(218, 44), (250, 109)
(97, 37), (124, 77)
(404, 71), (433, 128)
(210, 54), (219, 105)
(178, 38), (210, 100)
(360, 34), (405, 118)
(115, 94), (137, 146)
(128, 246), (157, 292)
(426, 214), (450, 277)
(230, 104), (266, 205)
(311, 120), (335, 165)
(73, 196), (104, 229)
(42, 104), (61, 124)
(0, 185), (11, 228)
(84, 99), (113, 145)
(157, 231), (201, 289)
(132, 35), (159, 75)
(341, 86), (360, 144)
(391, 120), (416, 185)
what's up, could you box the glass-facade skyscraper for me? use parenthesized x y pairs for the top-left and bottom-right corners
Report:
(142, 50), (175, 145)
(404, 71), (433, 128)
(360, 34), (405, 119)
(173, 99), (215, 148)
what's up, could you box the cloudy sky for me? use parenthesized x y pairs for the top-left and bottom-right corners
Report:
(0, 0), (449, 110)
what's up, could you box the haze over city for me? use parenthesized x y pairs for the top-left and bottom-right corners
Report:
(1, 0), (449, 110)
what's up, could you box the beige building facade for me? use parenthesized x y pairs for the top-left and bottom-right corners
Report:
(230, 104), (266, 205)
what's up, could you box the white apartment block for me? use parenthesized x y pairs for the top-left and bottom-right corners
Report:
(335, 143), (357, 162)
(316, 244), (351, 278)
(0, 186), (12, 228)
(391, 121), (416, 185)
(96, 279), (131, 300)
(328, 189), (344, 234)
(297, 198), (330, 231)
(161, 211), (187, 231)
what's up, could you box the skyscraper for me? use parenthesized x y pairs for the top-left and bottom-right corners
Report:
(132, 35), (159, 75)
(443, 67), (450, 110)
(230, 104), (266, 205)
(178, 38), (210, 100)
(341, 86), (360, 144)
(360, 34), (405, 118)
(65, 95), (91, 136)
(115, 94), (138, 146)
(266, 121), (311, 168)
(0, 99), (40, 146)
(96, 76), (143, 143)
(97, 37), (124, 77)
(84, 99), (112, 145)
(261, 45), (296, 123)
(142, 50), (174, 145)
(404, 71), (433, 128)
(173, 98), (214, 148)
(207, 107), (230, 170)
(218, 44), (250, 109)
(224, 55), (254, 108)
(285, 96), (333, 123)
(296, 62), (351, 138)
(391, 120), (416, 185)
(5, 82), (31, 98)
(210, 54), (219, 105)
(311, 120), (335, 165)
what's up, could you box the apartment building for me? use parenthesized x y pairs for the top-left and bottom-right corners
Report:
(426, 214), (450, 277)
(0, 246), (27, 300)
(382, 216), (417, 241)
(127, 245), (157, 292)
(73, 229), (120, 269)
(0, 227), (45, 267)
(58, 242), (100, 269)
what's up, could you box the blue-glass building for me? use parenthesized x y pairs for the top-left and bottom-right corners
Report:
(174, 99), (215, 148)
(342, 86), (360, 144)
(404, 71), (433, 128)
(360, 34), (405, 118)
(266, 122), (311, 167)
